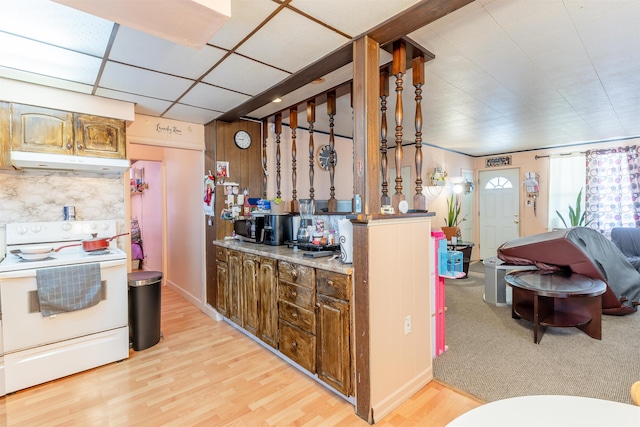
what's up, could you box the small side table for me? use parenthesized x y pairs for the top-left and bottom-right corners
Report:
(505, 270), (606, 344)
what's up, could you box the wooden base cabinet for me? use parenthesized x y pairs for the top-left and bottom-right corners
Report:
(257, 257), (278, 348)
(214, 246), (229, 317)
(228, 249), (243, 326)
(316, 270), (352, 396)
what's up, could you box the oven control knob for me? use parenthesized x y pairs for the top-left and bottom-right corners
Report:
(62, 222), (72, 231)
(30, 225), (42, 233)
(101, 223), (109, 230)
(17, 226), (28, 234)
(90, 223), (98, 230)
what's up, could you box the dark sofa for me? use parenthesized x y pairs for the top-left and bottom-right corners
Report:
(611, 227), (640, 273)
(497, 227), (640, 316)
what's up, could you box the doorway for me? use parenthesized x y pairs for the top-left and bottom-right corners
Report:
(478, 168), (520, 260)
(130, 160), (164, 272)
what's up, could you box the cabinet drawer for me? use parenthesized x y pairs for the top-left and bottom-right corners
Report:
(278, 282), (314, 310)
(278, 261), (314, 289)
(317, 270), (351, 301)
(279, 321), (316, 373)
(215, 246), (227, 262)
(279, 300), (315, 334)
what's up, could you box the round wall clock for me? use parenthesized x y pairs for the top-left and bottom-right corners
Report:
(317, 144), (337, 171)
(234, 130), (252, 149)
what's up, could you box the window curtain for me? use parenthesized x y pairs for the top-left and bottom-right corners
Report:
(585, 145), (640, 236)
(548, 155), (586, 230)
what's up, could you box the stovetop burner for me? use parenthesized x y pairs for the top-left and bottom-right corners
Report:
(18, 257), (55, 263)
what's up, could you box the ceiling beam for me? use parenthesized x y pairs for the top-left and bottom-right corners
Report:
(215, 0), (473, 124)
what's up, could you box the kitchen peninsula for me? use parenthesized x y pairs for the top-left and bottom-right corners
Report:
(213, 238), (353, 397)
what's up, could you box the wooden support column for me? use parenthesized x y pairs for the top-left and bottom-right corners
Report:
(262, 120), (268, 198)
(391, 40), (406, 211)
(352, 35), (380, 423)
(412, 56), (426, 211)
(307, 99), (316, 201)
(380, 68), (390, 207)
(327, 90), (337, 212)
(290, 107), (299, 213)
(274, 113), (282, 199)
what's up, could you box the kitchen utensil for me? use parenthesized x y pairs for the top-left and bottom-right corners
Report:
(81, 233), (129, 252)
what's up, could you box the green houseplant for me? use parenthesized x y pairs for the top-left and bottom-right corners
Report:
(442, 194), (463, 240)
(556, 187), (592, 227)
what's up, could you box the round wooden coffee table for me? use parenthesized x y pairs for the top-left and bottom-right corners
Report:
(505, 270), (606, 344)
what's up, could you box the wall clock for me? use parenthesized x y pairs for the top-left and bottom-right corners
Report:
(234, 130), (252, 149)
(316, 144), (337, 171)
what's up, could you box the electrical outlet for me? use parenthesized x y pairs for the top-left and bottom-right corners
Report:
(404, 315), (412, 335)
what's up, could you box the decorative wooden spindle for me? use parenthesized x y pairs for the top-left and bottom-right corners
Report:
(327, 90), (337, 212)
(392, 40), (406, 211)
(262, 120), (268, 198)
(290, 107), (299, 213)
(307, 99), (316, 201)
(274, 113), (282, 199)
(380, 68), (390, 207)
(412, 55), (426, 211)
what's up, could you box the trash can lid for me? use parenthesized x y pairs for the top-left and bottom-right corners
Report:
(128, 271), (163, 287)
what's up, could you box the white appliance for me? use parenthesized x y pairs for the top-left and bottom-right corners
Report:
(0, 220), (129, 394)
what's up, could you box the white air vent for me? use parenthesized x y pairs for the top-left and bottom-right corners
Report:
(11, 151), (130, 174)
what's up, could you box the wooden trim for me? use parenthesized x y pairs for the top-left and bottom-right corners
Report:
(353, 220), (371, 422)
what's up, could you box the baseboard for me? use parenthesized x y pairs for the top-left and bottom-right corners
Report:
(371, 367), (433, 422)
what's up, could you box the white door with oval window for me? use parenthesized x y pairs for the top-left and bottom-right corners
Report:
(479, 168), (520, 260)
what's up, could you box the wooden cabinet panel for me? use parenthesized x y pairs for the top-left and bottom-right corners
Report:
(279, 300), (315, 334)
(317, 270), (351, 300)
(278, 261), (314, 288)
(317, 293), (351, 396)
(258, 257), (278, 348)
(74, 114), (126, 159)
(228, 250), (243, 326)
(279, 321), (316, 373)
(243, 254), (260, 336)
(215, 259), (229, 317)
(11, 104), (73, 154)
(278, 282), (315, 310)
(215, 246), (227, 262)
(0, 102), (10, 169)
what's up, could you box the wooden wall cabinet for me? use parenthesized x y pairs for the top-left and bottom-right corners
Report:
(74, 114), (126, 159)
(11, 104), (74, 155)
(0, 102), (10, 169)
(10, 104), (125, 159)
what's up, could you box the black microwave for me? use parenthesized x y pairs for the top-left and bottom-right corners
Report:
(233, 216), (265, 243)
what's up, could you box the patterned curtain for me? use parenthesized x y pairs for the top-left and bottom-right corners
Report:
(585, 145), (640, 237)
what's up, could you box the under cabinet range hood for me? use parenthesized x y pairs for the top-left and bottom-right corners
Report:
(11, 151), (130, 174)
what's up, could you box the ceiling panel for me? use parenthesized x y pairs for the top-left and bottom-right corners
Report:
(202, 53), (290, 95)
(99, 62), (194, 100)
(110, 26), (227, 80)
(179, 82), (250, 111)
(164, 103), (223, 124)
(95, 88), (174, 117)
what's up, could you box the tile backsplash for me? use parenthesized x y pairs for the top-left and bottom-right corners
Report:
(0, 169), (125, 230)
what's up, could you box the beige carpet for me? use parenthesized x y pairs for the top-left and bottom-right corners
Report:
(432, 262), (640, 405)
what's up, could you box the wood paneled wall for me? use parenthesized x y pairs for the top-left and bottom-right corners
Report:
(204, 119), (263, 308)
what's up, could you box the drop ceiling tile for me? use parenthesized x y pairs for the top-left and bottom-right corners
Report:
(207, 0), (279, 50)
(0, 66), (94, 94)
(0, 33), (102, 84)
(2, 0), (113, 56)
(95, 88), (173, 117)
(290, 0), (421, 37)
(482, 0), (561, 27)
(110, 26), (227, 80)
(236, 8), (349, 74)
(202, 53), (289, 95)
(180, 82), (250, 111)
(100, 61), (194, 100)
(427, 4), (501, 48)
(564, 0), (637, 23)
(163, 103), (222, 125)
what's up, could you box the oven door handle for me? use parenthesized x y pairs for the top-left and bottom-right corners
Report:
(0, 259), (127, 279)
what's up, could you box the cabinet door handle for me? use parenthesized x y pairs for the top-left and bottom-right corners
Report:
(291, 270), (298, 279)
(327, 280), (334, 286)
(291, 311), (298, 318)
(77, 144), (83, 150)
(291, 290), (297, 298)
(66, 143), (72, 150)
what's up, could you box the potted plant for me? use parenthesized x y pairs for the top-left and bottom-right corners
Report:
(556, 187), (592, 227)
(442, 193), (463, 241)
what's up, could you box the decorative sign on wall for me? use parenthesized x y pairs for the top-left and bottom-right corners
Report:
(485, 155), (512, 168)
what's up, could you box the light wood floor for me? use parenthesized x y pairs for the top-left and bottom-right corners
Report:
(0, 286), (482, 426)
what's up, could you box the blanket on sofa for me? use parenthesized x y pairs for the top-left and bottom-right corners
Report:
(498, 227), (640, 315)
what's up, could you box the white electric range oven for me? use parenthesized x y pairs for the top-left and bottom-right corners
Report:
(0, 220), (129, 394)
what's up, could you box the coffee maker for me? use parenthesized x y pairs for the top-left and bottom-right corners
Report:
(263, 214), (293, 246)
(297, 199), (315, 243)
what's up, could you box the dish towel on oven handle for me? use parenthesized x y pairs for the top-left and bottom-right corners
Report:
(36, 263), (102, 317)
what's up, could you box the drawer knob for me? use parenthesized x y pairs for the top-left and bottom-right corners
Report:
(291, 291), (297, 297)
(327, 280), (334, 286)
(292, 270), (298, 279)
(292, 311), (298, 318)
